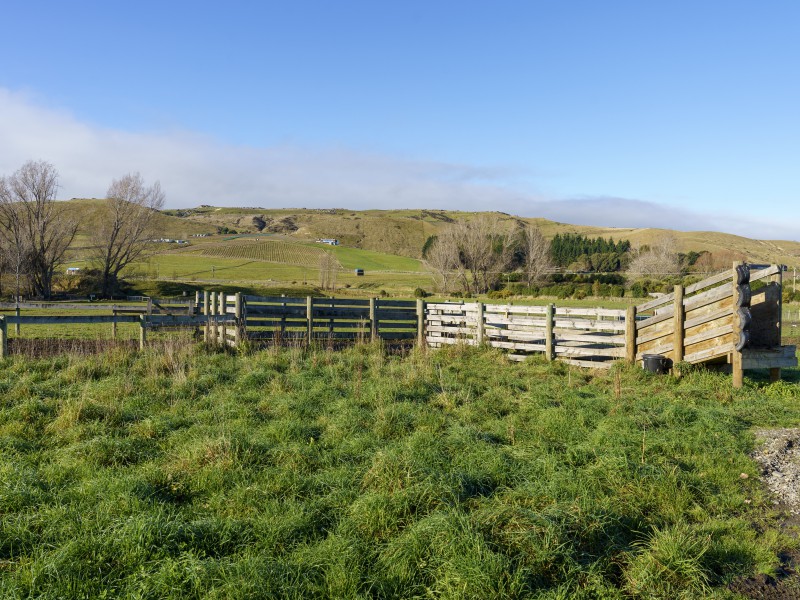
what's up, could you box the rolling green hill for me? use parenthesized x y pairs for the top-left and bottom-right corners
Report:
(54, 199), (800, 296)
(161, 205), (800, 267)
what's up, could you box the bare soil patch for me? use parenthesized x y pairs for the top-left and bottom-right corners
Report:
(728, 429), (800, 598)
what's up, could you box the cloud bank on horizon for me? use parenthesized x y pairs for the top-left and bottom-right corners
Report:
(1, 88), (796, 241)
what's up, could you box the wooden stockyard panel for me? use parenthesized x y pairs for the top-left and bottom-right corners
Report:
(630, 264), (792, 369)
(749, 284), (781, 348)
(742, 346), (797, 369)
(242, 296), (418, 342)
(683, 283), (733, 312)
(244, 297), (308, 338)
(637, 318), (674, 346)
(677, 276), (735, 364)
(636, 307), (675, 330)
(551, 307), (625, 364)
(636, 340), (675, 360)
(684, 328), (735, 361)
(427, 302), (626, 362)
(633, 266), (739, 365)
(426, 302), (474, 348)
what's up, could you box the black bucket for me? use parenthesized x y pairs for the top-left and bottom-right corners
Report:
(642, 354), (672, 374)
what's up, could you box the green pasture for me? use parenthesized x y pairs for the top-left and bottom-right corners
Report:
(326, 245), (424, 272)
(130, 252), (433, 293)
(1, 344), (799, 597)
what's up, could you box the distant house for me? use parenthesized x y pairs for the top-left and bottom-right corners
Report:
(66, 267), (81, 275)
(316, 238), (339, 246)
(354, 269), (364, 276)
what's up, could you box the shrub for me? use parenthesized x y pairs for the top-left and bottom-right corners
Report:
(487, 289), (513, 300)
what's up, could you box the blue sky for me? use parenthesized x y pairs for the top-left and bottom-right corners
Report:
(1, 1), (798, 239)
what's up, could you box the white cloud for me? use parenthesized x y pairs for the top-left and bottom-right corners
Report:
(0, 87), (797, 241)
(528, 196), (800, 241)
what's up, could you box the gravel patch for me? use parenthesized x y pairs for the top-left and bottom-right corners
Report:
(752, 428), (800, 514)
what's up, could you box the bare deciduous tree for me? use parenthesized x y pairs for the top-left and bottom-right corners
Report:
(522, 224), (552, 286)
(693, 249), (747, 275)
(455, 216), (515, 294)
(318, 252), (338, 291)
(626, 234), (681, 279)
(0, 161), (76, 299)
(424, 216), (515, 294)
(92, 173), (165, 296)
(424, 233), (460, 292)
(0, 178), (29, 299)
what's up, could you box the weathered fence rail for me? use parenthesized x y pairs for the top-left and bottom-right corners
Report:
(0, 264), (795, 387)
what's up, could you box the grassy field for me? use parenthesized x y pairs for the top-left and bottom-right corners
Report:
(1, 343), (799, 598)
(193, 240), (335, 269)
(126, 248), (432, 294)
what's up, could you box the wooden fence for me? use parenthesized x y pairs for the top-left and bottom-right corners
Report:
(0, 297), (206, 356)
(425, 302), (628, 368)
(632, 263), (794, 386)
(0, 264), (795, 387)
(425, 263), (796, 386)
(196, 292), (422, 346)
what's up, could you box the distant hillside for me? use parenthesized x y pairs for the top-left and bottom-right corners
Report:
(60, 200), (800, 269)
(160, 205), (800, 268)
(64, 199), (213, 241)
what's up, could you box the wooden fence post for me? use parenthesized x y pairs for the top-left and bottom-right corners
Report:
(14, 305), (20, 336)
(328, 298), (334, 338)
(545, 303), (555, 361)
(770, 264), (783, 383)
(195, 291), (200, 314)
(111, 308), (118, 340)
(625, 306), (637, 364)
(306, 296), (313, 346)
(146, 297), (153, 316)
(139, 315), (147, 350)
(280, 296), (287, 337)
(209, 291), (218, 345)
(234, 292), (243, 346)
(416, 298), (426, 348)
(217, 293), (226, 344)
(203, 291), (210, 343)
(476, 302), (485, 346)
(732, 262), (744, 388)
(673, 284), (685, 364)
(0, 316), (7, 358)
(369, 298), (378, 340)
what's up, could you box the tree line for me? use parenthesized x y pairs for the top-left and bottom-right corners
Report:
(422, 217), (748, 298)
(549, 233), (630, 268)
(423, 219), (639, 295)
(0, 160), (164, 299)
